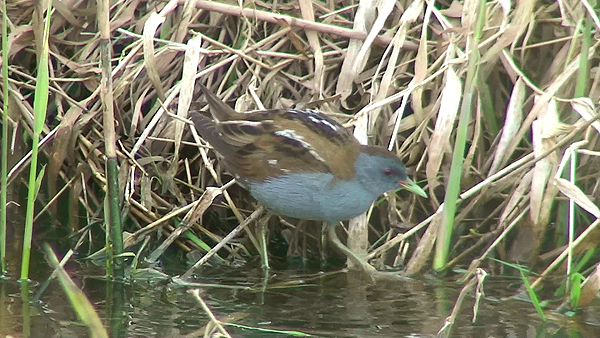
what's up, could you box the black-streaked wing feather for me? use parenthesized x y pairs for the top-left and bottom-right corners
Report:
(197, 84), (239, 122)
(194, 85), (361, 182)
(189, 113), (237, 158)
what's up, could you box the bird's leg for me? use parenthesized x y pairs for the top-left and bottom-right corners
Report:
(320, 223), (328, 270)
(326, 223), (377, 280)
(258, 214), (271, 272)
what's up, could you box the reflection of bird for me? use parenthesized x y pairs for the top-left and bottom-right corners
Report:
(192, 84), (426, 275)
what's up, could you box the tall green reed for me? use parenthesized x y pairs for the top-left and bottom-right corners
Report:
(1, 0), (10, 275)
(434, 0), (487, 271)
(21, 1), (52, 280)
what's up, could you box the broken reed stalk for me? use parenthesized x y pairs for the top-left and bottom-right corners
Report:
(98, 0), (124, 280)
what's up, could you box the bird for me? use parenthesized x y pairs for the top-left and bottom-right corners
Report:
(190, 83), (427, 276)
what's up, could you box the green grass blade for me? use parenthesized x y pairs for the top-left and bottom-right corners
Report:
(520, 269), (546, 321)
(1, 0), (10, 275)
(21, 0), (52, 281)
(434, 0), (486, 271)
(44, 244), (109, 337)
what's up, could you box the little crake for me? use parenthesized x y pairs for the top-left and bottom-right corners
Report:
(191, 83), (426, 273)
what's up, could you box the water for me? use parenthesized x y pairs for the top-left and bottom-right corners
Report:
(2, 259), (600, 337)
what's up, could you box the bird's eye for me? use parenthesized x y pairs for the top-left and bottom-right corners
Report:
(383, 168), (393, 177)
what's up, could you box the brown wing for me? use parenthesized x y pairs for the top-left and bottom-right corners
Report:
(230, 109), (360, 182)
(196, 84), (360, 182)
(190, 112), (237, 158)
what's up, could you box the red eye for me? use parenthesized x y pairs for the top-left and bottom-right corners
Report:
(383, 168), (393, 176)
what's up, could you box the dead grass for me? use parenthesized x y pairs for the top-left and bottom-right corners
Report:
(3, 0), (600, 305)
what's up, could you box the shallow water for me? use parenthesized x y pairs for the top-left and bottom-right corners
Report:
(2, 258), (600, 337)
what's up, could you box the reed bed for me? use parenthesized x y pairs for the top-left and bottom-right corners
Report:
(2, 0), (600, 321)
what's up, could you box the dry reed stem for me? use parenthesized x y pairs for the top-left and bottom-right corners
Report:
(2, 0), (599, 285)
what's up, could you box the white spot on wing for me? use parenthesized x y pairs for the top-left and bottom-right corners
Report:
(306, 114), (340, 132)
(307, 150), (326, 165)
(275, 129), (302, 141)
(274, 129), (326, 164)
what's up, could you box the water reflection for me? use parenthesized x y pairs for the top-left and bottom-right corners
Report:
(2, 264), (600, 337)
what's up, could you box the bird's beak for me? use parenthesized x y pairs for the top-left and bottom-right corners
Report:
(400, 178), (427, 198)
